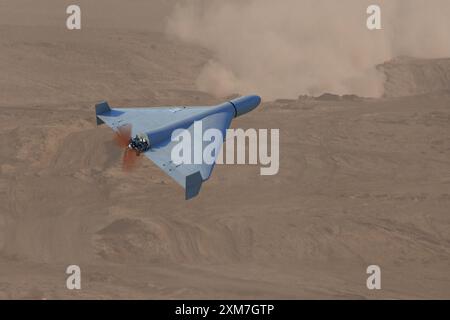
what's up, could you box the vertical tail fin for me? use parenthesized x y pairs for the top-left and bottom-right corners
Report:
(95, 101), (111, 125)
(185, 171), (203, 200)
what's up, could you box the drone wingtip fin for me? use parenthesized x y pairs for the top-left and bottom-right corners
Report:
(185, 171), (203, 200)
(95, 101), (111, 125)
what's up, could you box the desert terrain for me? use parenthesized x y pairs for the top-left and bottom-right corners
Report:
(0, 1), (449, 299)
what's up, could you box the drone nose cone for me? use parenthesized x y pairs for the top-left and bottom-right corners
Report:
(230, 95), (262, 117)
(246, 94), (261, 106)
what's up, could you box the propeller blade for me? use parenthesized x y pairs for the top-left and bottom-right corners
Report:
(122, 148), (139, 172)
(114, 124), (132, 148)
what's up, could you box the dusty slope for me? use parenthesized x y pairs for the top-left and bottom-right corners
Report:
(0, 1), (449, 299)
(379, 57), (450, 98)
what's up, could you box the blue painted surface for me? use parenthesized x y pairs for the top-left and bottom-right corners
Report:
(230, 95), (262, 117)
(95, 95), (261, 199)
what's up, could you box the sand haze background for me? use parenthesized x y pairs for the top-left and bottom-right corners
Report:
(0, 0), (449, 299)
(167, 0), (450, 99)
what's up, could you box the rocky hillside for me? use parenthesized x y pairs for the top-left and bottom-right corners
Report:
(378, 56), (450, 98)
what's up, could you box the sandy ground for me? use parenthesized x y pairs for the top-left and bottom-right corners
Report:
(0, 1), (449, 299)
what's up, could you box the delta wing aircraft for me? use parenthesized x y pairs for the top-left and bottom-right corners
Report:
(95, 95), (261, 199)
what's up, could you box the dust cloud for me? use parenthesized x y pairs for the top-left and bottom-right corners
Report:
(167, 0), (450, 99)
